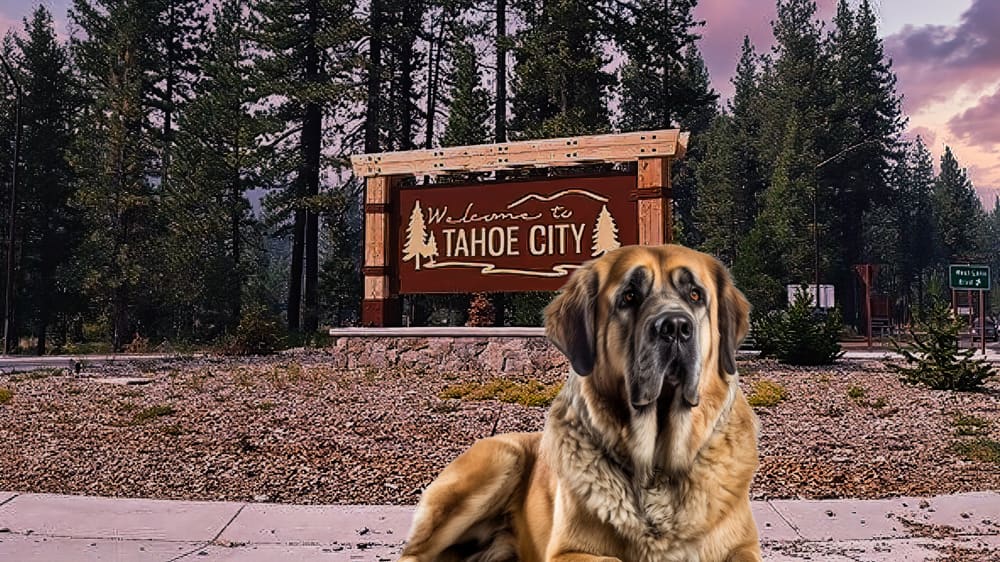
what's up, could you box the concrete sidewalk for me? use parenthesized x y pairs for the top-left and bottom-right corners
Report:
(1, 492), (998, 561)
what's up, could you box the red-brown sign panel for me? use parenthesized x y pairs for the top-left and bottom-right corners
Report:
(396, 174), (638, 293)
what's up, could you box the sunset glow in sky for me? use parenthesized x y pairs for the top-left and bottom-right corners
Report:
(1, 0), (998, 205)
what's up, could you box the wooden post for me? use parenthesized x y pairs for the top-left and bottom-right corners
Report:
(635, 157), (673, 245)
(980, 290), (986, 355)
(362, 175), (401, 326)
(865, 265), (872, 349)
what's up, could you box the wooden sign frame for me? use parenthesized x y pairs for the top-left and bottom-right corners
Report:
(351, 129), (689, 326)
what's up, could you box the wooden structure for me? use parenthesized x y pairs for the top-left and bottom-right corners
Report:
(351, 129), (688, 326)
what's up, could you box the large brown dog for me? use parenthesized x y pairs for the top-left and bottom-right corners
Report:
(399, 244), (760, 562)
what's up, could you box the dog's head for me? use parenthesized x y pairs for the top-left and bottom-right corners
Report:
(545, 244), (750, 413)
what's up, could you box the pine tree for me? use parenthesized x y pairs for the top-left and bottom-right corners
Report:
(734, 112), (824, 312)
(824, 0), (905, 323)
(162, 0), (274, 340)
(69, 0), (163, 350)
(254, 0), (364, 334)
(932, 146), (984, 262)
(147, 0), (208, 185)
(441, 39), (491, 149)
(892, 299), (994, 391)
(615, 0), (708, 132)
(12, 6), (80, 354)
(508, 0), (613, 139)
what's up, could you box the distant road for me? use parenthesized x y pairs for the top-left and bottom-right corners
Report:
(0, 354), (195, 374)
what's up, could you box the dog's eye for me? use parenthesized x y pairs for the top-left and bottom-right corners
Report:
(621, 289), (637, 308)
(689, 289), (702, 303)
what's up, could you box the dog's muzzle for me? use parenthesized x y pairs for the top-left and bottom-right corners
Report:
(631, 310), (700, 410)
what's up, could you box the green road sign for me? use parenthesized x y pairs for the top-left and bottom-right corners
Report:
(949, 264), (991, 290)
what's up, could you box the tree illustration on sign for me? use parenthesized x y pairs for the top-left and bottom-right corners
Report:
(403, 201), (438, 269)
(591, 204), (621, 256)
(424, 232), (439, 265)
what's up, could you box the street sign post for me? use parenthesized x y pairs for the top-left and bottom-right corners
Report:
(949, 264), (990, 290)
(949, 264), (990, 354)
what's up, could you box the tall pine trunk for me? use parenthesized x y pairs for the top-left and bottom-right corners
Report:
(288, 209), (305, 332)
(365, 0), (382, 153)
(229, 176), (242, 329)
(301, 0), (321, 334)
(302, 102), (321, 333)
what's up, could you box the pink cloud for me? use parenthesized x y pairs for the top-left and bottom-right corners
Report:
(884, 0), (1000, 113)
(696, 0), (838, 100)
(949, 86), (1000, 148)
(904, 126), (937, 148)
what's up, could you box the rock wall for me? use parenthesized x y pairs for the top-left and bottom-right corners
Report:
(326, 336), (568, 377)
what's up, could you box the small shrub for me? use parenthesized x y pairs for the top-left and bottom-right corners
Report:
(0, 387), (12, 404)
(255, 401), (277, 412)
(439, 379), (562, 407)
(891, 301), (995, 391)
(747, 379), (788, 407)
(161, 424), (184, 436)
(466, 293), (496, 327)
(752, 288), (843, 365)
(950, 438), (1000, 465)
(132, 404), (175, 424)
(847, 385), (866, 400)
(219, 306), (285, 356)
(950, 413), (990, 436)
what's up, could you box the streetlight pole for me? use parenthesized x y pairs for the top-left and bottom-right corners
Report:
(1, 53), (22, 355)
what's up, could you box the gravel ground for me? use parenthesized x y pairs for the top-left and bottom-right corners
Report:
(0, 351), (997, 505)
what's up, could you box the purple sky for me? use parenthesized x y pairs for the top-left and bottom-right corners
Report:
(2, 0), (997, 203)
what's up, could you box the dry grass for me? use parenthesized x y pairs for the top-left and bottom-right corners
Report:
(747, 379), (788, 407)
(0, 387), (12, 405)
(439, 378), (562, 407)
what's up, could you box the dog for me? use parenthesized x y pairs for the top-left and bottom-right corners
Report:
(399, 244), (761, 562)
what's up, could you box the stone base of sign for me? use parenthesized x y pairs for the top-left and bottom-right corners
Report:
(326, 334), (566, 376)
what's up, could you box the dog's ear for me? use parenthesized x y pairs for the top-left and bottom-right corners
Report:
(545, 263), (598, 376)
(714, 263), (750, 376)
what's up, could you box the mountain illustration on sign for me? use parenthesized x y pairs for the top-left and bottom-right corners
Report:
(402, 201), (438, 270)
(591, 204), (621, 257)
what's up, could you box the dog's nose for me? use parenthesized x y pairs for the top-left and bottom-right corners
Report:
(656, 312), (693, 343)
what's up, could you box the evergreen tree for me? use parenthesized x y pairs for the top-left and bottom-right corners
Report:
(898, 137), (936, 312)
(824, 0), (905, 323)
(509, 0), (613, 139)
(615, 0), (708, 132)
(614, 1), (716, 243)
(254, 0), (364, 334)
(69, 0), (163, 350)
(735, 112), (825, 312)
(694, 115), (741, 265)
(162, 0), (275, 340)
(695, 36), (767, 268)
(932, 146), (984, 262)
(441, 39), (491, 149)
(12, 6), (80, 354)
(147, 0), (208, 185)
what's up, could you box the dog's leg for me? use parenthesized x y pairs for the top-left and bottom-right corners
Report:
(399, 434), (535, 562)
(548, 554), (622, 562)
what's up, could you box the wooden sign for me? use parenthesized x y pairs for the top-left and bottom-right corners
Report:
(352, 129), (687, 326)
(396, 175), (637, 293)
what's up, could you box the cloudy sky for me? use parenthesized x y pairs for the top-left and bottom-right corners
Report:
(1, 0), (998, 205)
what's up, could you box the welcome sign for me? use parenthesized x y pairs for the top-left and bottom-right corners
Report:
(396, 174), (638, 293)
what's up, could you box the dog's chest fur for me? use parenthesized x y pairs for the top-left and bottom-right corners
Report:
(543, 396), (726, 561)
